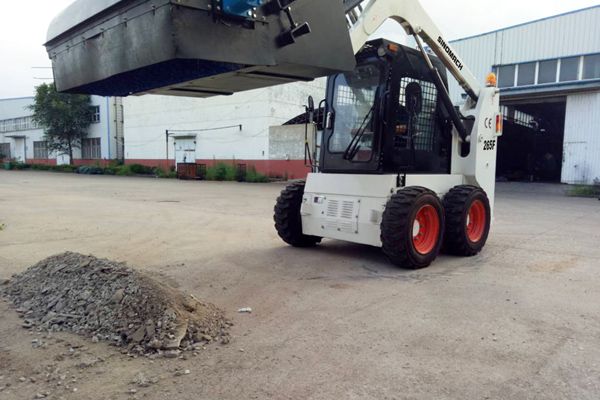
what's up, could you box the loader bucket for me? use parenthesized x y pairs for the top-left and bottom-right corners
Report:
(45, 0), (356, 98)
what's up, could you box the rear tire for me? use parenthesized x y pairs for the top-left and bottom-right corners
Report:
(443, 185), (491, 256)
(274, 181), (321, 247)
(381, 187), (445, 269)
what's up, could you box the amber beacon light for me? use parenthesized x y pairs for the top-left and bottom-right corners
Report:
(486, 73), (498, 87)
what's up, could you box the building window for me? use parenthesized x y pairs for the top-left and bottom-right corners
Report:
(495, 53), (600, 89)
(91, 106), (101, 123)
(498, 65), (516, 88)
(500, 106), (535, 128)
(33, 141), (49, 159)
(0, 143), (10, 159)
(583, 54), (600, 80)
(560, 57), (580, 82)
(82, 138), (101, 159)
(517, 62), (536, 86)
(0, 116), (38, 133)
(538, 60), (558, 84)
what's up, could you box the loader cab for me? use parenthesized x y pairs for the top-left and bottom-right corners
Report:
(320, 39), (453, 175)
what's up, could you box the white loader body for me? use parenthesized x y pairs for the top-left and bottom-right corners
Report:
(302, 86), (501, 248)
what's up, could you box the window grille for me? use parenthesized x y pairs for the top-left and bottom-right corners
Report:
(91, 106), (101, 123)
(33, 141), (49, 159)
(0, 143), (10, 159)
(399, 78), (439, 152)
(0, 116), (38, 133)
(82, 138), (101, 159)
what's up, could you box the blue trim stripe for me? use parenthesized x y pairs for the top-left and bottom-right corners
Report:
(106, 97), (111, 159)
(450, 4), (600, 43)
(492, 51), (600, 68)
(500, 78), (600, 92)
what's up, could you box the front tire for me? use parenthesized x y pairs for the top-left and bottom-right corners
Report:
(274, 181), (321, 247)
(381, 187), (445, 269)
(443, 185), (491, 256)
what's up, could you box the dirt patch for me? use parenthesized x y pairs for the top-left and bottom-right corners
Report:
(527, 256), (580, 273)
(1, 252), (231, 355)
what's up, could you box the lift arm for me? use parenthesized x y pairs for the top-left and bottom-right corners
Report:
(347, 0), (480, 101)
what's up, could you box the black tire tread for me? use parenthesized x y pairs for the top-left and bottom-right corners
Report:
(381, 186), (444, 269)
(274, 181), (321, 247)
(443, 185), (490, 257)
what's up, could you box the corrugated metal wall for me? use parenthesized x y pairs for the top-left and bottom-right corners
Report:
(562, 92), (600, 185)
(447, 6), (600, 185)
(498, 7), (600, 64)
(448, 6), (600, 102)
(449, 35), (496, 103)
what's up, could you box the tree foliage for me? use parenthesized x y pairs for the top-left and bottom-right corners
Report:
(30, 83), (93, 164)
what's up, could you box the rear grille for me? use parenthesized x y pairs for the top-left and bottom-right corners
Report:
(324, 198), (360, 234)
(327, 200), (340, 218)
(340, 201), (355, 219)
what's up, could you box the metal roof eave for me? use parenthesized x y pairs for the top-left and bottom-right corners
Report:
(499, 79), (600, 101)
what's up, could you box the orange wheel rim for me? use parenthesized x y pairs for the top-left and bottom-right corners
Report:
(412, 205), (440, 255)
(466, 200), (486, 243)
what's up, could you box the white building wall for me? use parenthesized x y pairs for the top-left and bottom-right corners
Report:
(562, 91), (600, 185)
(123, 80), (326, 162)
(0, 97), (44, 162)
(449, 6), (600, 103)
(85, 96), (121, 161)
(0, 96), (120, 163)
(0, 97), (34, 119)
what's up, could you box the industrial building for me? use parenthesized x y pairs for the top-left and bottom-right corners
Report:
(0, 96), (123, 165)
(449, 5), (600, 185)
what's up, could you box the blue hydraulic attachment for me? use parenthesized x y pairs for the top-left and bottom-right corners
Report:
(221, 0), (265, 18)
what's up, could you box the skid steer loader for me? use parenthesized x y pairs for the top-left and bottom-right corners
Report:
(45, 0), (502, 269)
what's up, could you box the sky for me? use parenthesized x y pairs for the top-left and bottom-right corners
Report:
(0, 0), (598, 99)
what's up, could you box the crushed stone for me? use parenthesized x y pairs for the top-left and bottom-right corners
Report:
(1, 252), (231, 355)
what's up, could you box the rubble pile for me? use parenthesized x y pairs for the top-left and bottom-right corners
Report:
(1, 252), (231, 354)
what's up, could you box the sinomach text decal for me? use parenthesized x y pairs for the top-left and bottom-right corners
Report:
(437, 36), (463, 71)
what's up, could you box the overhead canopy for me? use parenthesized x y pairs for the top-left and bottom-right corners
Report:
(45, 0), (356, 98)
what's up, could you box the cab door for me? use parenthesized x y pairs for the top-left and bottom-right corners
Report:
(320, 62), (387, 174)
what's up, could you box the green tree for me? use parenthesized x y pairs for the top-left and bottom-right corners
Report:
(30, 83), (93, 165)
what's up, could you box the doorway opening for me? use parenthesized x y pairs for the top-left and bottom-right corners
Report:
(497, 100), (566, 183)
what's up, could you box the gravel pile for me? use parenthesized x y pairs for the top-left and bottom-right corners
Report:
(1, 252), (231, 355)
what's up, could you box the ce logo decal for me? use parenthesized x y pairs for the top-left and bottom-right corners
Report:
(484, 118), (493, 129)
